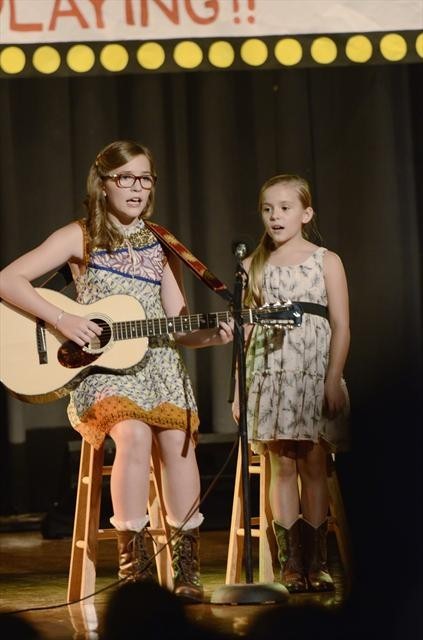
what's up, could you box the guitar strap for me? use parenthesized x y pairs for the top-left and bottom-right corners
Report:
(144, 220), (233, 303)
(40, 263), (73, 292)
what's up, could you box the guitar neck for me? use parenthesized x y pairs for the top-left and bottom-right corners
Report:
(111, 310), (219, 341)
(112, 309), (257, 341)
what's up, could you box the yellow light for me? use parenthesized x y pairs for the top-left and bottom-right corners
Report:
(137, 42), (165, 70)
(0, 46), (26, 74)
(173, 41), (203, 69)
(100, 44), (129, 72)
(66, 45), (95, 73)
(274, 38), (302, 66)
(33, 46), (61, 74)
(379, 33), (407, 61)
(345, 35), (372, 63)
(414, 33), (423, 58)
(208, 41), (235, 68)
(310, 37), (337, 64)
(240, 39), (268, 66)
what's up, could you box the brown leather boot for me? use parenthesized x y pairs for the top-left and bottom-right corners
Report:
(169, 526), (204, 603)
(116, 528), (154, 583)
(302, 519), (334, 592)
(273, 519), (308, 593)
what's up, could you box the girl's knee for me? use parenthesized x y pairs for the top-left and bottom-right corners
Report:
(269, 451), (297, 479)
(110, 420), (152, 450)
(156, 427), (193, 457)
(297, 456), (327, 483)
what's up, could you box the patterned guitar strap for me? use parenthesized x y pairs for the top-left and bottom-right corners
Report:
(144, 220), (234, 304)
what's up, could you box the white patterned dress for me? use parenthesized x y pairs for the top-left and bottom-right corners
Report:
(246, 247), (350, 453)
(67, 218), (199, 449)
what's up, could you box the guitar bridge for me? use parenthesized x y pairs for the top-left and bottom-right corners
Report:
(36, 319), (48, 364)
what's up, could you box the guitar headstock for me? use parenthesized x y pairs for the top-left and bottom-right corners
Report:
(252, 300), (303, 329)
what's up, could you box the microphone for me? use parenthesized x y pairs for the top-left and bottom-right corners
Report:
(232, 241), (248, 260)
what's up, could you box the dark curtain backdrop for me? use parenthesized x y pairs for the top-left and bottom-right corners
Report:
(1, 63), (422, 636)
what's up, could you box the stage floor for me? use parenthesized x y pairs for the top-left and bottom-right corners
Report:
(0, 528), (346, 639)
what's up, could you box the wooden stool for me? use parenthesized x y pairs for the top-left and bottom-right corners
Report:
(226, 442), (352, 586)
(67, 438), (172, 603)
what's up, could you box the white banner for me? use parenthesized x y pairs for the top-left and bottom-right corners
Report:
(1, 0), (422, 45)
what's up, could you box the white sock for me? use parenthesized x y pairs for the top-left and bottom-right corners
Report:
(110, 515), (149, 532)
(166, 511), (204, 531)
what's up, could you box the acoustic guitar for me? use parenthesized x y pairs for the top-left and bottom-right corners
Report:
(0, 288), (302, 404)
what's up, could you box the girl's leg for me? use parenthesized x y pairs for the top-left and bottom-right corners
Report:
(296, 441), (328, 526)
(268, 441), (307, 592)
(154, 428), (203, 602)
(108, 419), (153, 582)
(268, 440), (300, 527)
(109, 419), (153, 525)
(154, 428), (202, 528)
(297, 441), (334, 591)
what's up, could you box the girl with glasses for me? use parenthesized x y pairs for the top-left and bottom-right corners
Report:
(0, 139), (233, 603)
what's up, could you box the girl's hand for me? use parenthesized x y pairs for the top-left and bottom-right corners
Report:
(323, 378), (346, 419)
(215, 320), (234, 345)
(232, 399), (240, 424)
(54, 312), (103, 347)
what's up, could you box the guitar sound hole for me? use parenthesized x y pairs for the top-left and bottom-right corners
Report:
(91, 319), (112, 349)
(58, 319), (112, 369)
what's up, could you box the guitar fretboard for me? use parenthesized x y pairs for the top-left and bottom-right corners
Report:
(112, 310), (252, 341)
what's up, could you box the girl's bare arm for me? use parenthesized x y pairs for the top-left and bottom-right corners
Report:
(0, 223), (101, 346)
(323, 251), (350, 415)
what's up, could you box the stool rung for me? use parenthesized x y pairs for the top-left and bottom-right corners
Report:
(248, 466), (261, 474)
(236, 527), (260, 538)
(147, 528), (166, 536)
(96, 529), (116, 540)
(100, 465), (155, 479)
(95, 527), (167, 541)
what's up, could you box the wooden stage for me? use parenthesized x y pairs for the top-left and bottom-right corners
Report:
(0, 526), (347, 639)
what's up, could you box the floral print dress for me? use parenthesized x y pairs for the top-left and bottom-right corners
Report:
(246, 247), (350, 453)
(67, 218), (199, 449)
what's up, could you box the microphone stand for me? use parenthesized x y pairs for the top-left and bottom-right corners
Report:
(210, 245), (288, 605)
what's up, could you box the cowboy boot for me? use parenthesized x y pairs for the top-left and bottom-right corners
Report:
(116, 528), (155, 583)
(302, 518), (335, 592)
(273, 519), (308, 593)
(169, 526), (204, 603)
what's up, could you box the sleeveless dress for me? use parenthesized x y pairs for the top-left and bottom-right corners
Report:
(245, 247), (350, 453)
(67, 218), (199, 449)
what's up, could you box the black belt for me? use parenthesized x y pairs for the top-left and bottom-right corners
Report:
(293, 301), (328, 320)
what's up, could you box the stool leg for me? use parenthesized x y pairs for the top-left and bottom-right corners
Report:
(148, 446), (173, 589)
(225, 443), (244, 584)
(327, 456), (353, 586)
(67, 440), (103, 603)
(259, 452), (275, 582)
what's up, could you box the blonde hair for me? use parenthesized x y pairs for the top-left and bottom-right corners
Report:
(244, 174), (322, 308)
(84, 140), (157, 253)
